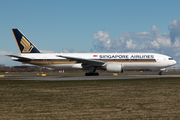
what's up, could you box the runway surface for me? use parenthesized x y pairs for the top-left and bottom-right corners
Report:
(13, 74), (180, 81)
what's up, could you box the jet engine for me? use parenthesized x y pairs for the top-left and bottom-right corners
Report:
(106, 63), (124, 73)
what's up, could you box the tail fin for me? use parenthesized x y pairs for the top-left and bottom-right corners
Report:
(12, 29), (40, 53)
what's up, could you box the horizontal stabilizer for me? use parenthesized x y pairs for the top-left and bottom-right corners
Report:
(6, 55), (32, 61)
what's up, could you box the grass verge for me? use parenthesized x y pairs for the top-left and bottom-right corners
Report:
(0, 78), (180, 119)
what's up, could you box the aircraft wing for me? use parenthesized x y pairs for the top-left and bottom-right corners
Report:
(6, 55), (32, 61)
(57, 55), (105, 66)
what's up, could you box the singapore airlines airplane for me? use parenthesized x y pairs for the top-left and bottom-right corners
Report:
(7, 29), (176, 76)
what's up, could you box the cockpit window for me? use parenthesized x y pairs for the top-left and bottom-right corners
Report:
(168, 58), (173, 60)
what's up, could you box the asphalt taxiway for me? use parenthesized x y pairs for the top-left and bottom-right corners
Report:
(15, 74), (180, 81)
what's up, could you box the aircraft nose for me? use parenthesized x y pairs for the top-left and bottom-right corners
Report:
(168, 59), (176, 66)
(171, 60), (177, 65)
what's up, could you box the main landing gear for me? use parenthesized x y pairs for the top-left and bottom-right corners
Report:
(85, 66), (99, 76)
(85, 73), (99, 76)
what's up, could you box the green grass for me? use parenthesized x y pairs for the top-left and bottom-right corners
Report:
(0, 77), (180, 119)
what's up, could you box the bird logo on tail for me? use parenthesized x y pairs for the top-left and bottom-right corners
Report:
(20, 36), (34, 53)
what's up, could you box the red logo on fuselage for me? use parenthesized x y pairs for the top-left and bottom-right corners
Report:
(93, 55), (98, 57)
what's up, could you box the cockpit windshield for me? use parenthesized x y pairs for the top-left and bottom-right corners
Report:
(168, 58), (173, 60)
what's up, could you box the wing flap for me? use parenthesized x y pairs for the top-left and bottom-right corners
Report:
(57, 55), (105, 66)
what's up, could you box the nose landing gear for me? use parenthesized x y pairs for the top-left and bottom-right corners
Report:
(159, 71), (163, 75)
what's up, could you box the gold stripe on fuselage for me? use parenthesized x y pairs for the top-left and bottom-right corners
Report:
(19, 59), (156, 65)
(29, 60), (76, 65)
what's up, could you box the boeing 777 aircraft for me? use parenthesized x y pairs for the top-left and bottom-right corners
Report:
(7, 29), (176, 76)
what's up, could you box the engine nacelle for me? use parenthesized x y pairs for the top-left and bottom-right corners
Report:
(106, 63), (124, 73)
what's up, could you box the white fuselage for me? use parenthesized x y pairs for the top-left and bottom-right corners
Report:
(12, 53), (176, 70)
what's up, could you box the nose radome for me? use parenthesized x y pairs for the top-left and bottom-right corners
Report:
(171, 60), (177, 65)
(169, 60), (176, 66)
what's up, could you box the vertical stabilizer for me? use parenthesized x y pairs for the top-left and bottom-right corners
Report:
(12, 29), (40, 53)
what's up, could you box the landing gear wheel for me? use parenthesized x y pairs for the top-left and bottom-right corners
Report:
(85, 73), (99, 76)
(85, 73), (89, 76)
(95, 73), (99, 76)
(159, 71), (163, 75)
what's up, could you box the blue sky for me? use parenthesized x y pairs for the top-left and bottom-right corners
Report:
(1, 0), (180, 66)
